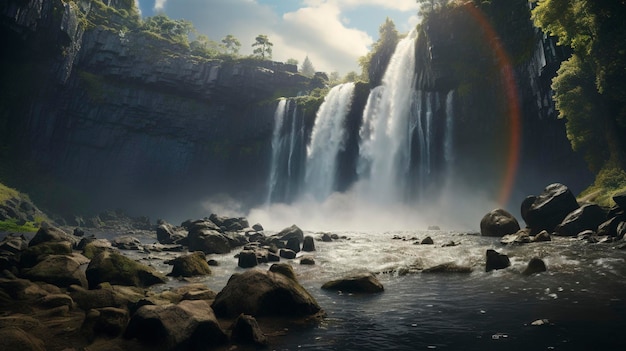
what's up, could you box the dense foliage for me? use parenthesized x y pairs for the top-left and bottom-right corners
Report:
(531, 0), (626, 203)
(358, 17), (399, 85)
(532, 0), (626, 174)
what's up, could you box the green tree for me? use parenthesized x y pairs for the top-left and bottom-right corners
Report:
(359, 17), (399, 85)
(190, 34), (222, 57)
(221, 34), (241, 55)
(300, 56), (316, 77)
(532, 0), (626, 172)
(252, 34), (273, 59)
(142, 14), (194, 46)
(286, 58), (299, 66)
(416, 0), (451, 16)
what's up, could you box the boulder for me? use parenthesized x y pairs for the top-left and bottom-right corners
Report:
(28, 225), (77, 247)
(209, 214), (250, 232)
(618, 222), (626, 240)
(230, 313), (268, 346)
(480, 209), (520, 237)
(422, 262), (473, 273)
(300, 257), (315, 265)
(82, 239), (113, 259)
(0, 234), (28, 254)
(82, 307), (129, 341)
(69, 284), (144, 311)
(554, 204), (606, 236)
(124, 300), (227, 349)
(252, 223), (264, 231)
(532, 230), (552, 242)
(20, 240), (73, 268)
(188, 228), (231, 254)
(166, 251), (212, 277)
(156, 222), (187, 245)
(22, 255), (88, 288)
(0, 327), (45, 351)
(302, 236), (316, 252)
(211, 268), (322, 318)
(485, 249), (510, 272)
(86, 250), (166, 289)
(421, 236), (434, 245)
(279, 249), (296, 259)
(500, 230), (532, 245)
(321, 233), (332, 242)
(269, 263), (297, 281)
(321, 273), (384, 293)
(597, 216), (626, 237)
(274, 224), (304, 243)
(238, 250), (259, 268)
(523, 257), (547, 276)
(111, 236), (142, 250)
(520, 195), (536, 224)
(286, 237), (301, 253)
(525, 183), (580, 233)
(37, 293), (74, 309)
(613, 190), (626, 208)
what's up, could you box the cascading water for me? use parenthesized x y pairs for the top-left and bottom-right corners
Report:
(357, 29), (456, 204)
(357, 29), (419, 203)
(304, 82), (355, 200)
(266, 99), (305, 204)
(267, 99), (288, 204)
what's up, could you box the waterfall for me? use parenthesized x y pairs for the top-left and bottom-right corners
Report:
(444, 90), (454, 167)
(266, 99), (304, 204)
(357, 29), (418, 203)
(305, 82), (355, 200)
(267, 99), (288, 204)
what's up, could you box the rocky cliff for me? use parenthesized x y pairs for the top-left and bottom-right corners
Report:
(1, 0), (311, 219)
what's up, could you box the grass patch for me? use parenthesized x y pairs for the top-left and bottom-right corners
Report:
(0, 218), (39, 233)
(578, 165), (626, 206)
(0, 183), (19, 203)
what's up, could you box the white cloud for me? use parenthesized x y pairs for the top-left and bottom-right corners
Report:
(154, 0), (167, 11)
(152, 0), (417, 74)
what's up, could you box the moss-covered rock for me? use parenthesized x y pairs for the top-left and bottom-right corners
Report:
(165, 251), (212, 277)
(85, 251), (166, 289)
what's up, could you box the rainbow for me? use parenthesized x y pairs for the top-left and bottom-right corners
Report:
(463, 3), (522, 207)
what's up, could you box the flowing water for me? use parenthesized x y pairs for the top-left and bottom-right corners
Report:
(131, 228), (626, 350)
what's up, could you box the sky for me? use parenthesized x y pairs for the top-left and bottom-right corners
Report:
(135, 0), (421, 75)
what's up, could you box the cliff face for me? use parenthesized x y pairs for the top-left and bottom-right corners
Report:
(1, 0), (310, 218)
(411, 0), (592, 205)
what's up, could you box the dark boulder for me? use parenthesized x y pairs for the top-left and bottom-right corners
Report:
(166, 251), (212, 277)
(523, 257), (547, 276)
(211, 268), (322, 318)
(533, 230), (552, 242)
(230, 313), (268, 347)
(480, 209), (520, 237)
(20, 240), (73, 268)
(238, 250), (259, 269)
(618, 222), (626, 240)
(286, 237), (301, 253)
(321, 233), (332, 242)
(300, 256), (315, 265)
(86, 251), (166, 289)
(554, 204), (606, 236)
(525, 183), (580, 233)
(421, 236), (434, 245)
(321, 272), (384, 293)
(520, 195), (536, 224)
(69, 284), (143, 311)
(279, 249), (296, 259)
(124, 300), (227, 350)
(252, 223), (264, 231)
(485, 249), (510, 272)
(500, 230), (532, 245)
(302, 236), (316, 252)
(613, 190), (626, 208)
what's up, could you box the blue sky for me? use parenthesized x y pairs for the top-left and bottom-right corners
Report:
(135, 0), (420, 74)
